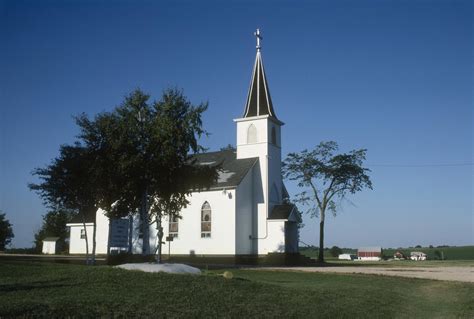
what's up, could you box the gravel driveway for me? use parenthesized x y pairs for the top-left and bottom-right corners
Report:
(260, 266), (474, 283)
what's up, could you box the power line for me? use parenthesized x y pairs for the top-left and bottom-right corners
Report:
(367, 163), (473, 168)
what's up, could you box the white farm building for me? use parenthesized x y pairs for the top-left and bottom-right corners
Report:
(42, 237), (60, 255)
(67, 30), (300, 258)
(410, 251), (427, 261)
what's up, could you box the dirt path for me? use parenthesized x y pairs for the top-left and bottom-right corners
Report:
(260, 266), (474, 283)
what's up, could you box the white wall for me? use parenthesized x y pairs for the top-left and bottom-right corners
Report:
(69, 224), (94, 254)
(160, 189), (237, 255)
(235, 167), (255, 255)
(235, 116), (287, 255)
(261, 220), (286, 253)
(95, 209), (109, 254)
(67, 189), (237, 256)
(358, 257), (381, 261)
(42, 241), (56, 254)
(67, 209), (109, 254)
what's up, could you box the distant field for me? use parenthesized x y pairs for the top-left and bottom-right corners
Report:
(383, 246), (474, 260)
(0, 261), (473, 317)
(300, 245), (474, 260)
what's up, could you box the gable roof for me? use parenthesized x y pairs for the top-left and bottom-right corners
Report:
(268, 204), (296, 220)
(66, 150), (257, 224)
(69, 209), (96, 224)
(193, 149), (258, 190)
(42, 237), (60, 242)
(358, 247), (382, 252)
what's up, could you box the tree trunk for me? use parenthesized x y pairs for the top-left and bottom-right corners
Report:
(81, 215), (90, 265)
(140, 189), (150, 255)
(91, 220), (97, 265)
(318, 220), (325, 262)
(155, 215), (163, 264)
(128, 215), (133, 254)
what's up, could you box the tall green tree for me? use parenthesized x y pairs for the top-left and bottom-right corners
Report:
(34, 209), (74, 253)
(283, 141), (372, 263)
(31, 88), (216, 261)
(74, 88), (217, 260)
(30, 145), (102, 264)
(0, 212), (14, 250)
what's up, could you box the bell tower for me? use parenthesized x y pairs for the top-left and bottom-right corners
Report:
(234, 29), (284, 214)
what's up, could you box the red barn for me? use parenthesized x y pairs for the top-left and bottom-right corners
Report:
(357, 247), (382, 261)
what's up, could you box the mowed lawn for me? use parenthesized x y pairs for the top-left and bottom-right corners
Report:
(1, 261), (473, 318)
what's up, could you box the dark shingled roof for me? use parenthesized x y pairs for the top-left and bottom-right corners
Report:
(69, 209), (96, 224)
(268, 204), (296, 220)
(242, 51), (278, 120)
(193, 150), (258, 190)
(67, 150), (257, 224)
(43, 237), (60, 241)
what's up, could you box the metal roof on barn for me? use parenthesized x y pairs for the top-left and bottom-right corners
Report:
(358, 247), (382, 252)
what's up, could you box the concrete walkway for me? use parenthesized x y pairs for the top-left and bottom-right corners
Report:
(258, 266), (474, 283)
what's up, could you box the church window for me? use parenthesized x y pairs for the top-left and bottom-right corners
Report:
(169, 215), (179, 238)
(271, 126), (277, 145)
(80, 229), (86, 239)
(247, 124), (257, 144)
(201, 201), (211, 238)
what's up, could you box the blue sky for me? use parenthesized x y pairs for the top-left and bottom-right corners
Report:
(1, 0), (472, 248)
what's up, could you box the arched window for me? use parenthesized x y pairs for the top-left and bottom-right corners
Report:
(169, 215), (179, 238)
(201, 202), (211, 238)
(271, 126), (277, 145)
(247, 124), (257, 144)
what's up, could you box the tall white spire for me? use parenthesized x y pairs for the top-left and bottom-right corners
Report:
(242, 28), (277, 119)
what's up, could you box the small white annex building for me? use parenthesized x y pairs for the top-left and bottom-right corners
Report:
(42, 237), (60, 255)
(67, 29), (300, 257)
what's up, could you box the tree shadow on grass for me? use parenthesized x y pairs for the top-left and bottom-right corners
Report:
(0, 278), (78, 293)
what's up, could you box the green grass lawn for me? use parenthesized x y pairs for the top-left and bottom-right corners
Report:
(1, 261), (473, 318)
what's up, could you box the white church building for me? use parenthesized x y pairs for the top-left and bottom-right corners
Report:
(67, 30), (300, 257)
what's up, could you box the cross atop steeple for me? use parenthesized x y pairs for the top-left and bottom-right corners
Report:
(254, 28), (262, 51)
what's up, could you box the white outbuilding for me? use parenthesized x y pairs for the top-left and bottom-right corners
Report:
(338, 253), (356, 260)
(42, 237), (60, 255)
(66, 29), (300, 258)
(410, 251), (427, 261)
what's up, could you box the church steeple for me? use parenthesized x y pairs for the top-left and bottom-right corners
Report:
(242, 29), (278, 119)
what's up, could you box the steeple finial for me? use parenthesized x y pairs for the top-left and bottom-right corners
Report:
(254, 28), (262, 51)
